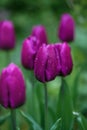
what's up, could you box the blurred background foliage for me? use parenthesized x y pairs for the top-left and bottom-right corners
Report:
(0, 0), (87, 130)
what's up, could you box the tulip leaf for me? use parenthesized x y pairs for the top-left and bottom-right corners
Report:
(50, 118), (61, 130)
(73, 111), (87, 130)
(0, 113), (10, 125)
(74, 113), (87, 130)
(26, 79), (40, 123)
(56, 78), (73, 130)
(17, 127), (20, 130)
(20, 111), (42, 130)
(72, 71), (80, 109)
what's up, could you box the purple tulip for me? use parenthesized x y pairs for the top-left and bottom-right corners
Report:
(58, 13), (75, 42)
(0, 63), (26, 108)
(31, 25), (48, 45)
(0, 20), (16, 50)
(21, 36), (41, 69)
(34, 44), (61, 82)
(55, 42), (73, 76)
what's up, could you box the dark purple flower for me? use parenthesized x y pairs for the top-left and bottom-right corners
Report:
(0, 63), (26, 108)
(21, 36), (41, 69)
(31, 25), (48, 45)
(0, 20), (16, 50)
(55, 42), (73, 76)
(58, 13), (75, 42)
(34, 44), (61, 82)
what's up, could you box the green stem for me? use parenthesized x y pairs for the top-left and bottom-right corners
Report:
(10, 109), (16, 130)
(31, 78), (35, 117)
(72, 74), (80, 110)
(30, 71), (35, 118)
(44, 83), (48, 130)
(6, 50), (11, 65)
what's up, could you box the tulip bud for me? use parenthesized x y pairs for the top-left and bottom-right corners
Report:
(34, 44), (61, 82)
(0, 20), (16, 50)
(21, 36), (40, 69)
(0, 63), (26, 108)
(55, 42), (73, 76)
(31, 25), (48, 45)
(58, 13), (75, 42)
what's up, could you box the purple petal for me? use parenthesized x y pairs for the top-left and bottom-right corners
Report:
(32, 25), (48, 45)
(0, 63), (26, 108)
(60, 42), (73, 76)
(34, 44), (48, 82)
(58, 13), (75, 42)
(0, 20), (16, 49)
(45, 45), (61, 81)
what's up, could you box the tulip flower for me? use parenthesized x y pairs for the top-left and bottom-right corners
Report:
(31, 25), (48, 45)
(21, 36), (42, 69)
(58, 13), (75, 42)
(34, 44), (61, 82)
(0, 63), (26, 108)
(55, 42), (73, 76)
(0, 20), (16, 50)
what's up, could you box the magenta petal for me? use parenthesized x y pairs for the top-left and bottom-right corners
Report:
(21, 38), (35, 69)
(21, 36), (40, 69)
(45, 45), (61, 81)
(54, 42), (73, 76)
(60, 42), (73, 76)
(7, 76), (25, 108)
(58, 13), (75, 42)
(32, 25), (48, 45)
(34, 44), (61, 82)
(0, 20), (16, 49)
(0, 63), (26, 108)
(34, 44), (48, 82)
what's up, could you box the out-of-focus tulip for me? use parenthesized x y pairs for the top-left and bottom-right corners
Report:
(58, 13), (75, 42)
(0, 63), (26, 108)
(55, 42), (73, 76)
(31, 25), (48, 45)
(34, 44), (61, 82)
(21, 36), (41, 69)
(0, 20), (16, 50)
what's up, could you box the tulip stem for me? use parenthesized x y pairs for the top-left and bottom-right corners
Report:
(6, 50), (11, 65)
(11, 109), (17, 130)
(30, 71), (35, 118)
(44, 83), (48, 130)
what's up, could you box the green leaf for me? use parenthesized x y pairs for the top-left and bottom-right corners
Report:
(50, 118), (61, 130)
(25, 77), (41, 123)
(20, 111), (42, 130)
(17, 127), (20, 130)
(72, 70), (81, 109)
(56, 78), (73, 130)
(0, 113), (10, 125)
(80, 114), (87, 129)
(73, 111), (87, 130)
(77, 114), (87, 130)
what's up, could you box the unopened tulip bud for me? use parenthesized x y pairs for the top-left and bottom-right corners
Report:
(0, 63), (26, 108)
(0, 20), (16, 50)
(32, 25), (48, 45)
(55, 42), (73, 76)
(58, 13), (75, 42)
(34, 44), (61, 82)
(21, 36), (40, 69)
